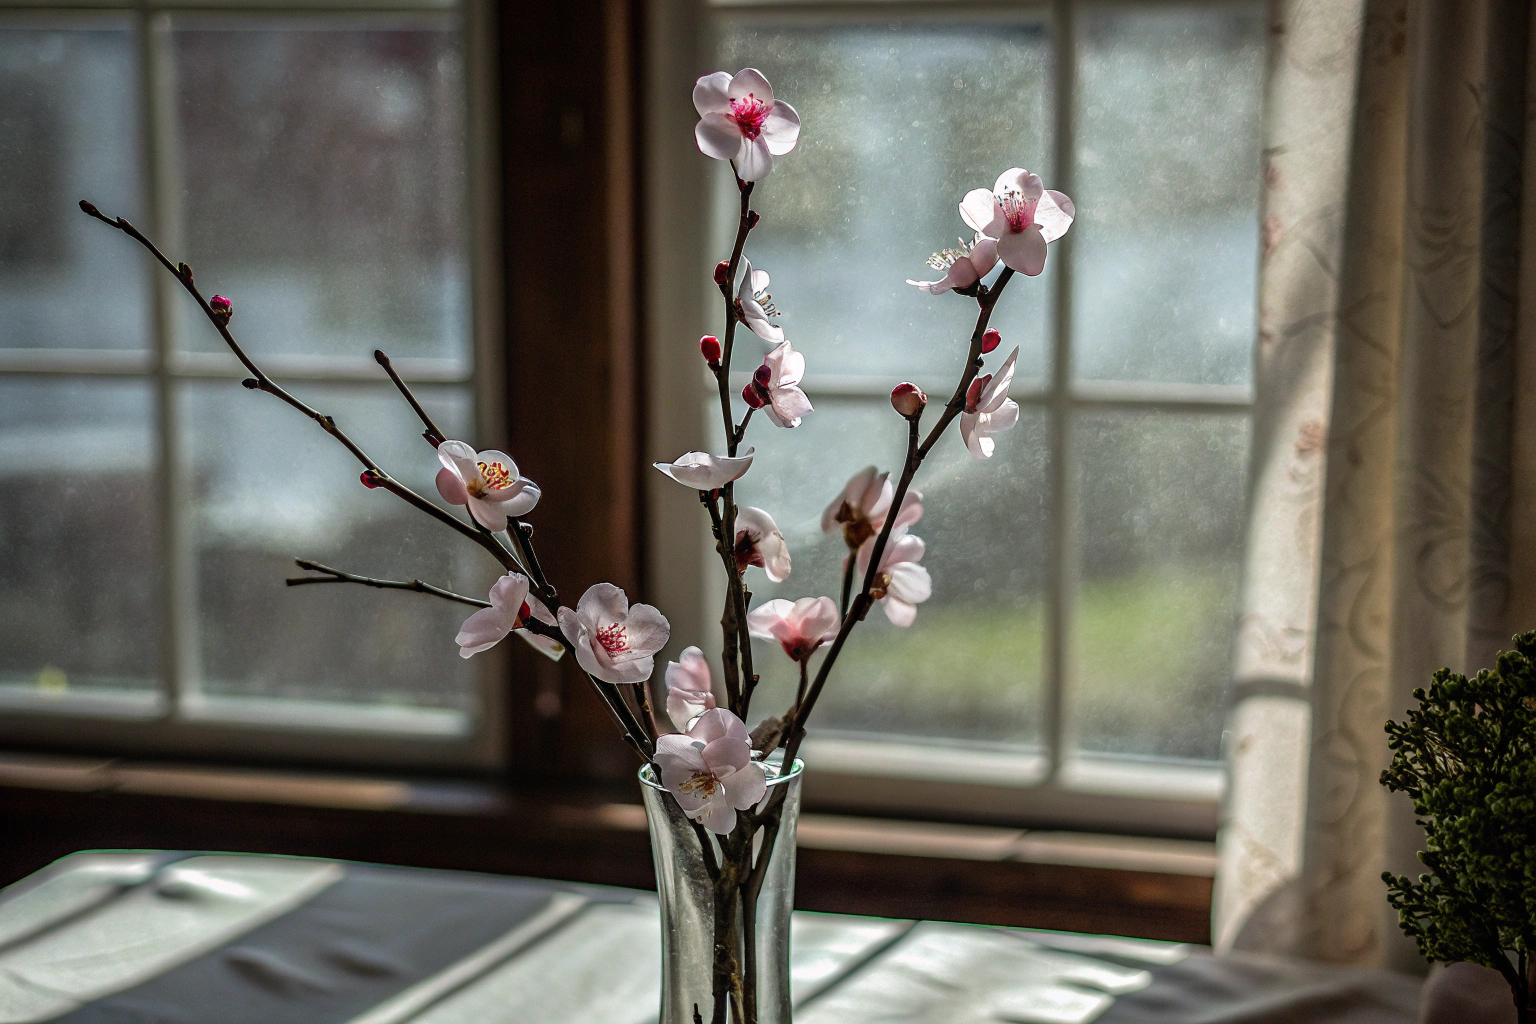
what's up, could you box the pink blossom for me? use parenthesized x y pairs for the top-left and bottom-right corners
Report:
(456, 573), (564, 660)
(906, 234), (999, 294)
(747, 596), (839, 662)
(855, 527), (932, 627)
(758, 342), (812, 428)
(655, 708), (767, 834)
(960, 346), (1021, 459)
(435, 440), (541, 532)
(557, 583), (670, 684)
(664, 646), (718, 732)
(735, 506), (791, 582)
(959, 168), (1074, 276)
(890, 382), (927, 418)
(692, 68), (801, 182)
(822, 466), (923, 551)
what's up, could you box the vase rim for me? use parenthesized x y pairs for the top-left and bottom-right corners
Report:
(637, 755), (804, 791)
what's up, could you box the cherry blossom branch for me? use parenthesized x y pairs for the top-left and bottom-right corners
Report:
(284, 560), (490, 607)
(373, 349), (447, 446)
(839, 558), (856, 617)
(78, 201), (522, 577)
(701, 492), (744, 711)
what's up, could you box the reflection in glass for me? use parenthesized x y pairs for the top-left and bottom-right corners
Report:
(1069, 410), (1249, 761)
(172, 20), (470, 364)
(716, 19), (1054, 384)
(737, 401), (1048, 746)
(180, 381), (491, 711)
(1071, 4), (1264, 386)
(0, 378), (160, 695)
(0, 19), (148, 351)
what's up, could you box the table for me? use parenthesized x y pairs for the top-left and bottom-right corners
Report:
(0, 852), (1419, 1023)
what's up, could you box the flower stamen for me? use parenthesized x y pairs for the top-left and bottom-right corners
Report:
(998, 190), (1035, 234)
(729, 94), (772, 139)
(681, 770), (721, 798)
(479, 461), (514, 490)
(595, 623), (630, 656)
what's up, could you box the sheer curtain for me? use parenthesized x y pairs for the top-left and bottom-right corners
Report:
(1215, 0), (1536, 970)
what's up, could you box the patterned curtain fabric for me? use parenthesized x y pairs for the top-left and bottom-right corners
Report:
(1214, 0), (1536, 970)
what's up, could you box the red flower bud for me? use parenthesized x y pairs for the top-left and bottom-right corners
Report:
(965, 374), (991, 414)
(747, 211), (760, 229)
(359, 470), (381, 489)
(517, 600), (532, 625)
(890, 382), (927, 418)
(741, 381), (769, 409)
(713, 261), (731, 286)
(699, 334), (722, 367)
(210, 294), (233, 326)
(752, 363), (771, 386)
(981, 328), (1001, 354)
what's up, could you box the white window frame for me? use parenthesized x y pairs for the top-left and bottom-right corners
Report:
(0, 0), (507, 770)
(644, 0), (1255, 838)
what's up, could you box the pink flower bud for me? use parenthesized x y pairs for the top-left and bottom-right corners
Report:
(713, 261), (730, 286)
(700, 335), (722, 367)
(965, 374), (991, 415)
(752, 363), (771, 386)
(981, 328), (1001, 354)
(890, 382), (927, 418)
(209, 295), (233, 325)
(747, 211), (760, 229)
(359, 470), (381, 489)
(741, 381), (769, 409)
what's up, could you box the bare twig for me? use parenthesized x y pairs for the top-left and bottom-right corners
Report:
(373, 348), (446, 446)
(521, 619), (656, 763)
(286, 560), (490, 608)
(78, 201), (522, 576)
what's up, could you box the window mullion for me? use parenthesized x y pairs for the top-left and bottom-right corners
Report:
(1043, 0), (1077, 784)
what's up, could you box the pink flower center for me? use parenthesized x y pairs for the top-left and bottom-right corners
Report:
(595, 623), (629, 656)
(681, 770), (720, 798)
(729, 95), (772, 140)
(997, 191), (1036, 234)
(478, 460), (514, 491)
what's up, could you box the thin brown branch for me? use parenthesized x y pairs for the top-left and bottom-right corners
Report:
(374, 348), (447, 445)
(285, 560), (490, 608)
(79, 201), (521, 576)
(521, 618), (656, 763)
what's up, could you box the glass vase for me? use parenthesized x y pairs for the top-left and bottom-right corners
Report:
(639, 757), (804, 1024)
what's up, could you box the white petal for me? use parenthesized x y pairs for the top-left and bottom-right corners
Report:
(762, 100), (800, 155)
(959, 188), (1005, 238)
(436, 439), (480, 483)
(692, 71), (732, 117)
(577, 582), (630, 630)
(728, 67), (774, 106)
(746, 599), (794, 639)
(996, 223), (1047, 276)
(735, 134), (774, 182)
(886, 562), (932, 604)
(467, 496), (509, 532)
(1035, 190), (1075, 243)
(768, 384), (812, 428)
(487, 572), (531, 610)
(745, 308), (784, 344)
(696, 113), (745, 161)
(881, 596), (918, 627)
(501, 482), (541, 516)
(794, 596), (841, 645)
(969, 236), (1000, 276)
(436, 466), (469, 505)
(983, 399), (1020, 437)
(960, 410), (991, 460)
(456, 606), (513, 654)
(723, 761), (767, 809)
(765, 341), (804, 386)
(621, 603), (672, 658)
(907, 277), (953, 295)
(750, 268), (770, 296)
(514, 629), (567, 661)
(654, 448), (754, 489)
(695, 795), (737, 834)
(737, 258), (755, 301)
(984, 347), (1021, 410)
(994, 167), (1043, 203)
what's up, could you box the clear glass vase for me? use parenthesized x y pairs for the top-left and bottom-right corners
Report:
(639, 757), (804, 1024)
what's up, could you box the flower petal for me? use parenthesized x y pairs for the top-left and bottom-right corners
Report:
(969, 236), (999, 276)
(746, 599), (794, 640)
(996, 223), (1047, 276)
(702, 736), (751, 775)
(762, 100), (800, 155)
(456, 605), (513, 654)
(994, 167), (1043, 204)
(984, 347), (1021, 410)
(768, 384), (812, 429)
(695, 795), (737, 834)
(487, 572), (530, 610)
(1035, 190), (1075, 244)
(696, 112), (746, 161)
(735, 134), (774, 182)
(692, 71), (732, 117)
(881, 596), (918, 627)
(437, 439), (479, 480)
(501, 482), (541, 516)
(906, 277), (953, 295)
(515, 628), (567, 661)
(436, 466), (469, 505)
(960, 410), (991, 459)
(620, 602), (672, 658)
(723, 761), (767, 809)
(886, 561), (932, 604)
(577, 582), (630, 631)
(959, 188), (1003, 236)
(467, 496), (509, 532)
(728, 67), (774, 106)
(654, 448), (755, 490)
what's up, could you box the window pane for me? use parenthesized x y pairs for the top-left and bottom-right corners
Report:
(172, 18), (470, 365)
(0, 18), (148, 352)
(1071, 4), (1264, 386)
(180, 382), (492, 720)
(736, 401), (1048, 746)
(1069, 410), (1248, 761)
(715, 19), (1054, 384)
(0, 378), (160, 703)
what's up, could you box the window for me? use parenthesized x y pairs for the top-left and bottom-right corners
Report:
(0, 0), (502, 767)
(646, 1), (1263, 834)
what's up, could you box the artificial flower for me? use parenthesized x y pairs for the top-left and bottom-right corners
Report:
(664, 646), (718, 732)
(655, 708), (767, 834)
(736, 258), (783, 344)
(906, 234), (999, 294)
(435, 440), (541, 532)
(735, 506), (791, 581)
(759, 342), (812, 428)
(959, 168), (1074, 276)
(654, 447), (755, 489)
(821, 467), (923, 551)
(557, 583), (670, 684)
(855, 527), (932, 627)
(747, 596), (839, 661)
(960, 346), (1021, 459)
(692, 68), (801, 182)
